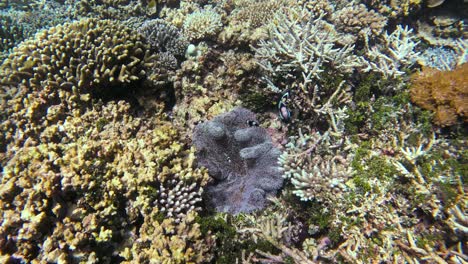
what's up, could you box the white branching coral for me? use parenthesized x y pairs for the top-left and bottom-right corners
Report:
(361, 25), (420, 79)
(279, 130), (354, 204)
(254, 8), (362, 82)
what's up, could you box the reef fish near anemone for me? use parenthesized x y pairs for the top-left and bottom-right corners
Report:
(192, 107), (284, 214)
(278, 91), (292, 122)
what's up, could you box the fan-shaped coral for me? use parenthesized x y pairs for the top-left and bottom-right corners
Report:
(193, 107), (283, 214)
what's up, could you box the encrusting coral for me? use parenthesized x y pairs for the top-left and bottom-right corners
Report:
(410, 64), (468, 126)
(193, 107), (283, 214)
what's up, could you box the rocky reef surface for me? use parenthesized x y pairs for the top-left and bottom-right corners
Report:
(0, 0), (467, 263)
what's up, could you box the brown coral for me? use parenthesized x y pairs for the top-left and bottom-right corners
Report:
(333, 4), (388, 38)
(410, 64), (468, 126)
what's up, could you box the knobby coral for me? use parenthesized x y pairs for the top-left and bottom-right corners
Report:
(193, 107), (283, 214)
(0, 18), (154, 94)
(0, 99), (212, 262)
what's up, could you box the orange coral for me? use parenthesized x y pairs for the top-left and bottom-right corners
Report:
(410, 64), (468, 126)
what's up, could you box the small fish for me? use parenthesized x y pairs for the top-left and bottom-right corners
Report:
(278, 91), (291, 122)
(247, 120), (259, 127)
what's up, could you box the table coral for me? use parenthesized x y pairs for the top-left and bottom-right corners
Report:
(193, 107), (283, 214)
(410, 64), (468, 126)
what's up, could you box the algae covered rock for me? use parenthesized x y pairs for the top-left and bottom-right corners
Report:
(193, 107), (283, 214)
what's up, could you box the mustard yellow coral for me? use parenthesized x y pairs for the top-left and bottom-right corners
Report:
(0, 18), (154, 94)
(0, 97), (211, 262)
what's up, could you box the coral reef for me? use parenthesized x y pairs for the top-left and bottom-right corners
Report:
(121, 210), (215, 263)
(219, 0), (296, 45)
(361, 25), (420, 79)
(332, 3), (388, 39)
(183, 7), (223, 41)
(279, 130), (354, 205)
(0, 0), (74, 59)
(410, 64), (468, 126)
(0, 0), (467, 262)
(0, 97), (213, 262)
(138, 19), (189, 58)
(193, 107), (283, 214)
(0, 18), (154, 94)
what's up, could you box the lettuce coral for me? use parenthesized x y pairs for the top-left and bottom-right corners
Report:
(193, 107), (283, 214)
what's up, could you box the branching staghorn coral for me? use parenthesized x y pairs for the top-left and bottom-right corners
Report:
(253, 7), (362, 130)
(279, 129), (354, 205)
(254, 9), (361, 82)
(361, 25), (420, 79)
